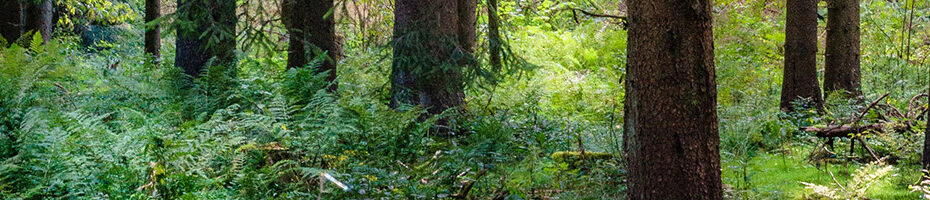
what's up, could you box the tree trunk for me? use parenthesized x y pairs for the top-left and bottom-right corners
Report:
(623, 0), (722, 199)
(782, 0), (823, 111)
(925, 99), (930, 170)
(175, 0), (237, 77)
(487, 0), (502, 69)
(390, 0), (474, 115)
(145, 0), (161, 60)
(824, 0), (861, 98)
(457, 0), (476, 54)
(0, 0), (24, 44)
(282, 0), (338, 91)
(24, 0), (53, 42)
(925, 71), (930, 170)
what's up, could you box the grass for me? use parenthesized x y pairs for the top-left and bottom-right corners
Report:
(723, 144), (921, 199)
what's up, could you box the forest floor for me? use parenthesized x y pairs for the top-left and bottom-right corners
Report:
(722, 143), (921, 199)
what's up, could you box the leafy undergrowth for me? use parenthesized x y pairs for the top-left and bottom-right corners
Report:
(0, 33), (626, 199)
(1, 0), (928, 199)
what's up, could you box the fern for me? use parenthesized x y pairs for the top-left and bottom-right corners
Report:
(800, 162), (895, 200)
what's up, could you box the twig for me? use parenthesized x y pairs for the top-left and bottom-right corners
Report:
(854, 92), (891, 123)
(321, 172), (350, 191)
(857, 137), (881, 162)
(908, 94), (928, 118)
(828, 168), (849, 192)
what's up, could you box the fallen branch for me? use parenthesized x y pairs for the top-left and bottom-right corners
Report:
(801, 123), (907, 138)
(852, 92), (890, 123)
(570, 8), (625, 19)
(857, 137), (880, 161)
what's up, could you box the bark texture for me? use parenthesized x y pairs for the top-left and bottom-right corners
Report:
(623, 0), (722, 199)
(782, 0), (823, 111)
(824, 0), (861, 97)
(282, 0), (338, 90)
(457, 0), (476, 53)
(926, 75), (930, 169)
(487, 0), (502, 69)
(0, 0), (24, 44)
(175, 0), (237, 77)
(145, 0), (161, 59)
(24, 0), (53, 42)
(925, 103), (930, 169)
(390, 0), (475, 115)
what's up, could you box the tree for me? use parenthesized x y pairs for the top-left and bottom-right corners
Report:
(925, 78), (930, 170)
(487, 0), (502, 69)
(623, 0), (721, 199)
(390, 0), (476, 115)
(145, 0), (161, 60)
(282, 0), (338, 90)
(175, 0), (237, 77)
(24, 0), (54, 42)
(0, 0), (24, 44)
(824, 0), (861, 97)
(782, 0), (823, 111)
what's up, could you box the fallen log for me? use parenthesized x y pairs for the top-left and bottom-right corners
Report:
(801, 123), (908, 138)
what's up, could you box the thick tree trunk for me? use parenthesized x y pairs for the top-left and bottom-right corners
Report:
(282, 0), (338, 91)
(175, 0), (237, 77)
(24, 0), (53, 42)
(0, 0), (24, 44)
(623, 0), (722, 199)
(487, 0), (502, 69)
(824, 0), (861, 98)
(782, 0), (823, 111)
(145, 0), (161, 60)
(390, 0), (474, 115)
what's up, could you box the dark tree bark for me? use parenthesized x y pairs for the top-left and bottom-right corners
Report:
(782, 0), (823, 111)
(282, 0), (338, 91)
(457, 0), (476, 53)
(824, 0), (861, 98)
(390, 0), (475, 115)
(0, 0), (24, 44)
(24, 1), (36, 32)
(487, 0), (502, 69)
(175, 0), (237, 77)
(24, 0), (53, 42)
(145, 0), (161, 60)
(623, 0), (721, 199)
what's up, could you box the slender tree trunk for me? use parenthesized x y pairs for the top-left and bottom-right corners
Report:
(175, 0), (237, 77)
(457, 0), (476, 53)
(0, 0), (24, 44)
(824, 0), (861, 98)
(282, 0), (338, 91)
(487, 0), (502, 69)
(623, 0), (721, 199)
(145, 0), (161, 60)
(925, 85), (930, 170)
(925, 54), (930, 170)
(391, 0), (474, 115)
(782, 0), (823, 111)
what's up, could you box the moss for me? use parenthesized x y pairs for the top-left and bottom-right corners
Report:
(551, 151), (614, 169)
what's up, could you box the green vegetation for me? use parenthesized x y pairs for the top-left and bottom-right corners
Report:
(0, 0), (928, 199)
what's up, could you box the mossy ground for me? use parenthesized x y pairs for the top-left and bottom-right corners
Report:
(722, 144), (920, 199)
